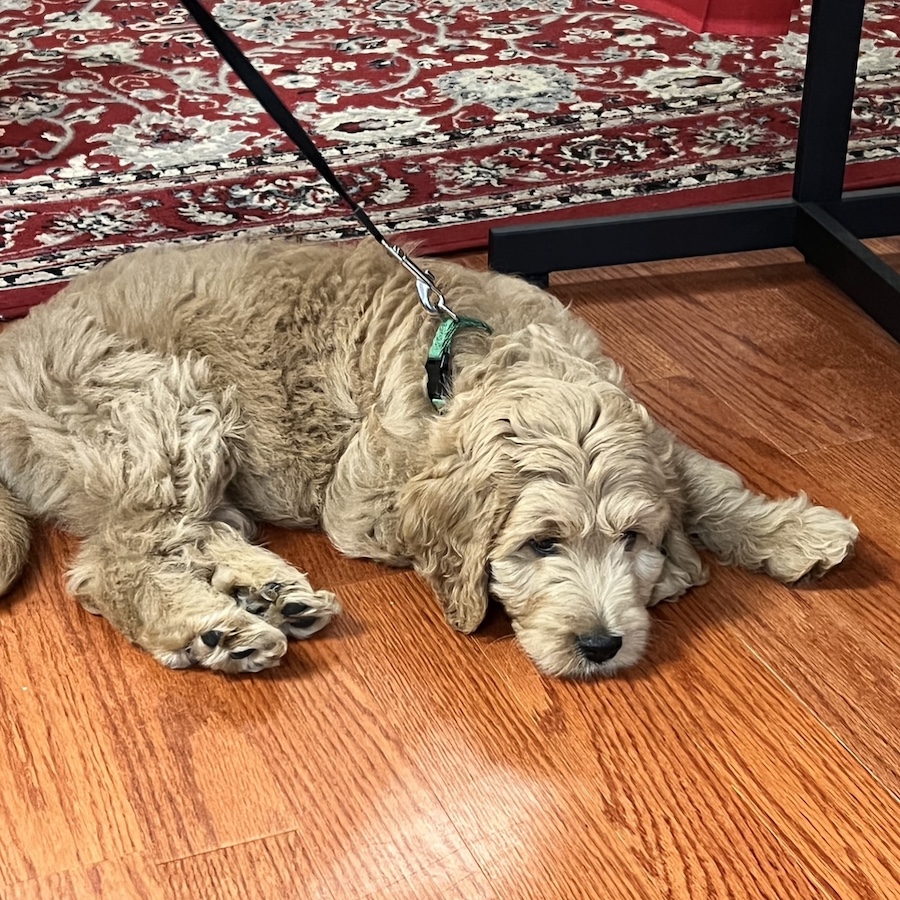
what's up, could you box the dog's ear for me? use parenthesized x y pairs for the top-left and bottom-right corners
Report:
(396, 426), (518, 633)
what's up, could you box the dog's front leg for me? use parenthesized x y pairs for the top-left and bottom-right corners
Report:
(648, 523), (708, 606)
(68, 523), (339, 673)
(669, 439), (858, 582)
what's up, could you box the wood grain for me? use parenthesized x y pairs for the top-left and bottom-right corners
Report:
(630, 376), (900, 806)
(1, 248), (900, 897)
(159, 835), (493, 900)
(554, 254), (876, 454)
(8, 856), (163, 900)
(330, 571), (884, 900)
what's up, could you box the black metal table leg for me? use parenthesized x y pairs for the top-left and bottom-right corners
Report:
(793, 0), (865, 202)
(796, 202), (900, 336)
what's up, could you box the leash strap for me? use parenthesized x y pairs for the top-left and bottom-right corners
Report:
(182, 0), (494, 407)
(180, 0), (455, 318)
(426, 317), (493, 411)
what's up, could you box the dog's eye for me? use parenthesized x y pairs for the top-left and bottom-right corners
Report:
(529, 538), (559, 556)
(621, 531), (638, 551)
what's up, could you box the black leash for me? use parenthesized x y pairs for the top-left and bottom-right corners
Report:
(181, 0), (495, 410)
(180, 0), (455, 319)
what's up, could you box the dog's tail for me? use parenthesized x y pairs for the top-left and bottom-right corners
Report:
(0, 480), (30, 596)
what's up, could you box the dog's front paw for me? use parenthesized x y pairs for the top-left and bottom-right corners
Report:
(234, 580), (341, 639)
(764, 505), (859, 583)
(210, 552), (341, 640)
(153, 611), (288, 674)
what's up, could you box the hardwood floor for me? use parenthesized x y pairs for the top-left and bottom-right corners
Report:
(2, 245), (899, 899)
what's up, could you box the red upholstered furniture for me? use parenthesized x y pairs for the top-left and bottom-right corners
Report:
(636, 0), (801, 36)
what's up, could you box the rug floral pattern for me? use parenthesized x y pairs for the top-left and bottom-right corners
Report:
(1, 0), (899, 312)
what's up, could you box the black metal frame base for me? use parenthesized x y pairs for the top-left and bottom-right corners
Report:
(488, 0), (900, 341)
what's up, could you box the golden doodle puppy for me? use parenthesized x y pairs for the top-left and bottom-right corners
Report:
(0, 239), (858, 676)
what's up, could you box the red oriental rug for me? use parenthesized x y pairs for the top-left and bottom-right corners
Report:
(2, 0), (900, 318)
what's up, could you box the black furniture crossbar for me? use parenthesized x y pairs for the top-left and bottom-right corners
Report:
(488, 0), (900, 341)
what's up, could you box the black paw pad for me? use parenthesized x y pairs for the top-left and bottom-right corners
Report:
(290, 616), (319, 629)
(282, 602), (312, 618)
(201, 630), (224, 648)
(229, 648), (255, 660)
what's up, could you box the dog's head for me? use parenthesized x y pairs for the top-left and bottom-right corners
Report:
(398, 362), (681, 678)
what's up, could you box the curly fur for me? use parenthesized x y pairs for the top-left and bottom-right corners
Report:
(0, 238), (858, 676)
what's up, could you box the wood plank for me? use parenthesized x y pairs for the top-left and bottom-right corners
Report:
(2, 247), (900, 899)
(471, 580), (900, 900)
(7, 856), (163, 900)
(158, 833), (340, 900)
(631, 375), (824, 500)
(631, 376), (900, 805)
(0, 528), (145, 884)
(651, 595), (900, 899)
(700, 263), (900, 441)
(0, 526), (469, 892)
(747, 436), (900, 796)
(260, 525), (390, 589)
(552, 257), (875, 454)
(557, 280), (689, 382)
(360, 848), (495, 900)
(332, 572), (848, 900)
(161, 835), (492, 900)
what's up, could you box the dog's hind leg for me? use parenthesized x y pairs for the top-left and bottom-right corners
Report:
(671, 440), (858, 582)
(0, 482), (30, 596)
(1, 332), (325, 671)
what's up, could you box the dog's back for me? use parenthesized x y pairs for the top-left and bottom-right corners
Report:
(0, 238), (371, 595)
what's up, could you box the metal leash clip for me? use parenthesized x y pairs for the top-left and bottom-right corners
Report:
(180, 0), (461, 323)
(381, 241), (458, 321)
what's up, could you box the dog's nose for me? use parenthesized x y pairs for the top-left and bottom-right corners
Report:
(577, 632), (623, 664)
